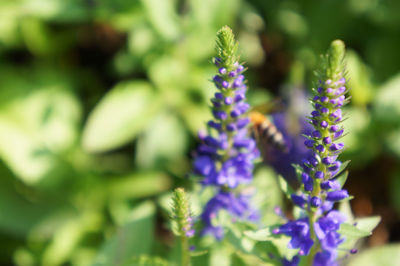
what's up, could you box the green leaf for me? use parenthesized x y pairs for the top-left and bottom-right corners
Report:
(278, 175), (295, 199)
(338, 216), (380, 257)
(135, 111), (188, 169)
(190, 250), (208, 257)
(0, 165), (69, 236)
(209, 244), (231, 266)
(345, 50), (375, 106)
(349, 244), (400, 266)
(338, 223), (371, 239)
(0, 87), (81, 184)
(122, 255), (171, 266)
(292, 164), (303, 180)
(252, 166), (283, 225)
(140, 0), (180, 40)
(82, 81), (161, 153)
(42, 211), (102, 266)
(92, 201), (156, 266)
(374, 74), (400, 124)
(338, 200), (355, 222)
(354, 216), (381, 233)
(335, 171), (349, 188)
(23, 0), (89, 22)
(244, 228), (272, 242)
(107, 172), (171, 200)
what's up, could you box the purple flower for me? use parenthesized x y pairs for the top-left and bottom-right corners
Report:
(326, 190), (349, 202)
(313, 211), (346, 265)
(282, 256), (300, 266)
(291, 194), (307, 208)
(278, 218), (314, 256)
(201, 191), (258, 239)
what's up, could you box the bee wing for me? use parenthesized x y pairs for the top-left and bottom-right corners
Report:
(250, 98), (285, 114)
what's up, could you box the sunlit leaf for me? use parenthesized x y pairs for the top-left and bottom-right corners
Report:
(82, 81), (161, 153)
(140, 0), (180, 40)
(338, 223), (371, 239)
(135, 112), (188, 169)
(0, 87), (81, 184)
(354, 216), (380, 233)
(42, 211), (102, 266)
(349, 244), (400, 266)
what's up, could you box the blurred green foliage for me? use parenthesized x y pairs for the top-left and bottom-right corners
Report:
(0, 0), (400, 265)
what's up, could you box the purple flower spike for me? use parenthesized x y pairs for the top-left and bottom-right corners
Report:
(193, 27), (259, 240)
(274, 40), (353, 264)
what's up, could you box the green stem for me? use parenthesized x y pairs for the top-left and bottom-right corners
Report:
(307, 210), (318, 266)
(180, 236), (191, 266)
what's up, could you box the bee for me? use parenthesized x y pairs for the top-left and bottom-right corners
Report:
(249, 100), (289, 157)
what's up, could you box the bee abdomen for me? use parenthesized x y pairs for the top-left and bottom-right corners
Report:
(260, 121), (287, 152)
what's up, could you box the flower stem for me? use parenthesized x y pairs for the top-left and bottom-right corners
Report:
(181, 235), (191, 266)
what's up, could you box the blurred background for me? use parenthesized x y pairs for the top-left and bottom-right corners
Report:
(0, 0), (400, 265)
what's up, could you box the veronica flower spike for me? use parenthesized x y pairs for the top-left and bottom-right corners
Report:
(275, 40), (352, 266)
(192, 26), (259, 239)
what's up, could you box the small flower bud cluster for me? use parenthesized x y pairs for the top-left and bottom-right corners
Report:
(171, 188), (195, 238)
(192, 26), (259, 239)
(276, 40), (351, 266)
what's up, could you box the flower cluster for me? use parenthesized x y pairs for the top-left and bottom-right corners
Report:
(192, 26), (259, 239)
(276, 40), (350, 265)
